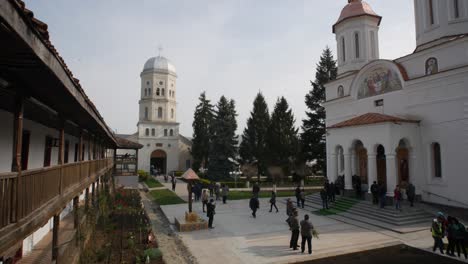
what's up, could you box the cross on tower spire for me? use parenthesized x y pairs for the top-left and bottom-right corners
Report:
(158, 45), (163, 57)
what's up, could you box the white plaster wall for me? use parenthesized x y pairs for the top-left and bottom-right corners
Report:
(137, 137), (180, 173)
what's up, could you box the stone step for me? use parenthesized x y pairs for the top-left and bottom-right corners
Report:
(335, 212), (429, 233)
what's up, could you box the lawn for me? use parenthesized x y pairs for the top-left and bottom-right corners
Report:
(150, 189), (186, 205)
(228, 190), (317, 200)
(145, 177), (163, 188)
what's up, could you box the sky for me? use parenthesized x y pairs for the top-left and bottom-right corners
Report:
(24, 0), (416, 137)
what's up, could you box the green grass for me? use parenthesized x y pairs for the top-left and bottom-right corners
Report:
(314, 197), (359, 215)
(227, 190), (317, 200)
(144, 177), (163, 188)
(149, 189), (186, 205)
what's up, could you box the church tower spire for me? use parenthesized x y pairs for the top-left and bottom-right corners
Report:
(333, 0), (382, 76)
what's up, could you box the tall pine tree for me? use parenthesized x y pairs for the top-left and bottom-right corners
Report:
(301, 47), (337, 175)
(191, 92), (214, 172)
(267, 97), (298, 173)
(208, 96), (238, 180)
(239, 92), (270, 181)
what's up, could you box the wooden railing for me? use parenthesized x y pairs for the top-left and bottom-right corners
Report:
(0, 158), (113, 229)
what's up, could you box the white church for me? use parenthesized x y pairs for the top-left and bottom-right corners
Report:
(118, 54), (193, 174)
(325, 0), (468, 207)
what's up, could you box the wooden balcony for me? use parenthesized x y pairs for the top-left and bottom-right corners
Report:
(0, 158), (113, 254)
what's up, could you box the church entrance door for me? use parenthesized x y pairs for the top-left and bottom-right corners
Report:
(396, 140), (410, 186)
(151, 149), (167, 175)
(376, 145), (387, 186)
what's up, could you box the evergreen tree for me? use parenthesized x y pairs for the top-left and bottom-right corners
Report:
(267, 97), (298, 173)
(191, 92), (214, 172)
(208, 96), (238, 180)
(301, 47), (337, 175)
(239, 92), (270, 182)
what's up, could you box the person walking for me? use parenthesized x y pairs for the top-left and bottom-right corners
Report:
(328, 182), (335, 202)
(453, 217), (468, 259)
(379, 183), (387, 208)
(221, 184), (229, 204)
(300, 214), (313, 254)
(209, 183), (214, 197)
(320, 188), (329, 210)
(370, 181), (379, 205)
(171, 176), (177, 191)
(295, 185), (301, 207)
(249, 195), (260, 218)
(207, 199), (216, 229)
(286, 198), (294, 225)
(394, 185), (402, 211)
(447, 216), (457, 256)
(214, 183), (220, 201)
(407, 182), (416, 207)
(202, 189), (209, 213)
(432, 218), (445, 254)
(269, 191), (279, 213)
(289, 210), (300, 250)
(300, 189), (306, 209)
(253, 183), (260, 198)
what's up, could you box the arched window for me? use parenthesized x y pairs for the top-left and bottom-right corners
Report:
(158, 107), (163, 118)
(164, 129), (168, 136)
(151, 128), (155, 136)
(173, 91), (175, 98)
(354, 32), (360, 59)
(162, 88), (165, 96)
(432, 142), (442, 178)
(156, 88), (160, 96)
(144, 107), (148, 119)
(425, 57), (438, 75)
(144, 88), (147, 97)
(341, 37), (346, 62)
(171, 108), (174, 118)
(428, 0), (435, 25)
(145, 128), (149, 136)
(370, 31), (376, 58)
(169, 129), (174, 136)
(454, 0), (460, 18)
(337, 86), (344, 98)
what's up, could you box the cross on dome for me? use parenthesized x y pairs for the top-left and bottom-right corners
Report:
(158, 45), (163, 57)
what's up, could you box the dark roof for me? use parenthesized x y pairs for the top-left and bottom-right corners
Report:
(327, 113), (419, 129)
(115, 136), (143, 149)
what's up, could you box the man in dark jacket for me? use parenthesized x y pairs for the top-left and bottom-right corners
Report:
(379, 183), (387, 208)
(407, 182), (416, 207)
(370, 181), (379, 205)
(300, 214), (313, 254)
(249, 195), (260, 218)
(295, 186), (301, 207)
(289, 210), (300, 250)
(320, 188), (329, 209)
(207, 199), (216, 229)
(252, 183), (260, 198)
(328, 182), (335, 202)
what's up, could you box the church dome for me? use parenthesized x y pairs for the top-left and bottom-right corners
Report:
(333, 0), (381, 33)
(143, 56), (176, 75)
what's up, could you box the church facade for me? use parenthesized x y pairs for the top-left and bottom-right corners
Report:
(324, 0), (468, 207)
(119, 55), (193, 174)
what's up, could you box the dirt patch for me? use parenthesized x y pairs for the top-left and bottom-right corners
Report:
(141, 191), (198, 264)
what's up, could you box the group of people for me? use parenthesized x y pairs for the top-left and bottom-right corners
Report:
(295, 186), (307, 209)
(286, 198), (315, 254)
(204, 182), (230, 203)
(431, 212), (467, 259)
(319, 180), (336, 210)
(369, 181), (416, 210)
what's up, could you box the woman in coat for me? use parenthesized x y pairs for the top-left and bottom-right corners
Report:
(269, 191), (279, 213)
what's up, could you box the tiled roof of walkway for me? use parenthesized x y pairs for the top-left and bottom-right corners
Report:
(327, 113), (419, 129)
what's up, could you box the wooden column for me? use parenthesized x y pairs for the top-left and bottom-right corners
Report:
(135, 149), (139, 173)
(58, 120), (65, 194)
(91, 182), (95, 207)
(85, 187), (89, 211)
(113, 148), (117, 175)
(73, 196), (79, 228)
(52, 214), (60, 261)
(12, 95), (24, 222)
(78, 132), (83, 162)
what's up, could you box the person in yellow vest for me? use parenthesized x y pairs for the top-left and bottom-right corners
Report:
(432, 218), (445, 254)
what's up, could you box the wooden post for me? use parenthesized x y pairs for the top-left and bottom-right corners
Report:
(91, 182), (95, 207)
(52, 213), (60, 261)
(188, 181), (193, 213)
(58, 120), (65, 194)
(78, 132), (83, 162)
(85, 187), (89, 211)
(73, 196), (79, 229)
(135, 149), (139, 174)
(113, 148), (117, 175)
(12, 94), (24, 223)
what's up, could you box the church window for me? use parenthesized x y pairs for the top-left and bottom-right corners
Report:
(156, 88), (160, 96)
(370, 31), (376, 58)
(173, 91), (175, 97)
(146, 81), (150, 85)
(170, 129), (174, 136)
(158, 107), (163, 118)
(164, 129), (168, 136)
(454, 0), (460, 18)
(145, 128), (149, 136)
(341, 37), (346, 62)
(162, 88), (165, 96)
(144, 89), (147, 97)
(354, 32), (360, 59)
(149, 88), (152, 95)
(425, 57), (438, 75)
(431, 142), (442, 178)
(159, 81), (164, 85)
(144, 107), (148, 119)
(337, 86), (344, 98)
(428, 0), (435, 25)
(151, 128), (155, 136)
(171, 108), (174, 118)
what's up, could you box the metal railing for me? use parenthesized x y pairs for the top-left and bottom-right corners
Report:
(422, 190), (468, 208)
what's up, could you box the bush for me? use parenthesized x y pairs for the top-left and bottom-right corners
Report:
(174, 171), (184, 176)
(144, 248), (162, 260)
(138, 170), (149, 182)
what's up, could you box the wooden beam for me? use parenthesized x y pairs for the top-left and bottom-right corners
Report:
(11, 94), (24, 223)
(52, 214), (60, 261)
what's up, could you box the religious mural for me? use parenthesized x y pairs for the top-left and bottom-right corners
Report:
(425, 57), (438, 75)
(357, 67), (402, 99)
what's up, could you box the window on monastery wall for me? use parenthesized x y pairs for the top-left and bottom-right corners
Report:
(144, 88), (147, 97)
(158, 107), (163, 118)
(341, 37), (346, 62)
(428, 0), (435, 25)
(64, 140), (69, 163)
(171, 108), (174, 118)
(432, 142), (442, 178)
(146, 81), (150, 85)
(425, 57), (438, 75)
(145, 128), (149, 136)
(453, 0), (460, 19)
(74, 143), (78, 162)
(144, 107), (148, 119)
(354, 32), (360, 59)
(170, 129), (174, 136)
(162, 88), (165, 96)
(151, 128), (155, 136)
(164, 129), (168, 136)
(159, 81), (164, 85)
(156, 88), (160, 96)
(337, 86), (344, 98)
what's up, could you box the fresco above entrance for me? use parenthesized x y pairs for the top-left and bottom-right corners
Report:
(357, 67), (402, 99)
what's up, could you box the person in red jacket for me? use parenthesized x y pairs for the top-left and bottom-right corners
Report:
(394, 185), (402, 211)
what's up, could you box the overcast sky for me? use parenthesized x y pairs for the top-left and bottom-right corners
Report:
(25, 0), (415, 137)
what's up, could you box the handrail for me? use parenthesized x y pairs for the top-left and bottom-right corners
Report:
(422, 190), (468, 207)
